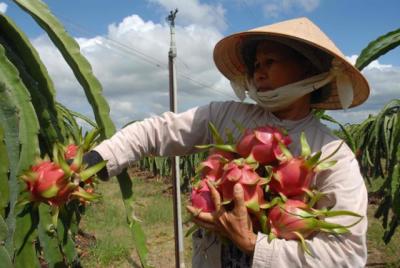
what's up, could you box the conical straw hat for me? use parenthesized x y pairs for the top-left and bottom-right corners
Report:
(213, 17), (370, 110)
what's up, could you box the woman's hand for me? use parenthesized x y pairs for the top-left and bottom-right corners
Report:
(187, 181), (257, 255)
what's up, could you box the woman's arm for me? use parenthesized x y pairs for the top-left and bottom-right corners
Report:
(92, 104), (214, 177)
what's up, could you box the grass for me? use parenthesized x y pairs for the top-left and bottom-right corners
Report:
(79, 169), (400, 267)
(79, 178), (136, 267)
(79, 170), (193, 267)
(365, 176), (400, 267)
(366, 204), (400, 267)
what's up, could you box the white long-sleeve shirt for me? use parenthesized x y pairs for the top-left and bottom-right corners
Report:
(94, 101), (368, 268)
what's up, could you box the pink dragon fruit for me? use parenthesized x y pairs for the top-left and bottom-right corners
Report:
(191, 179), (215, 213)
(268, 199), (316, 240)
(269, 133), (341, 198)
(21, 142), (107, 207)
(198, 151), (234, 181)
(268, 198), (363, 254)
(269, 157), (316, 197)
(236, 126), (291, 165)
(218, 160), (267, 213)
(21, 160), (76, 206)
(192, 148), (234, 212)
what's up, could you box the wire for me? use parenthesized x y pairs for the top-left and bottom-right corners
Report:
(60, 15), (167, 67)
(52, 12), (236, 99)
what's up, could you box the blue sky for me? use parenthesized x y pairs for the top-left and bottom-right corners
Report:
(1, 0), (399, 128)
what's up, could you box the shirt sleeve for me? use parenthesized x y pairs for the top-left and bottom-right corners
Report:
(93, 104), (214, 177)
(252, 140), (368, 268)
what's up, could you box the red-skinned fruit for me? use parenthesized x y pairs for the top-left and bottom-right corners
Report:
(268, 199), (315, 240)
(268, 198), (363, 255)
(21, 160), (75, 206)
(199, 151), (234, 181)
(269, 133), (341, 198)
(191, 179), (216, 213)
(218, 160), (267, 213)
(236, 126), (291, 165)
(269, 157), (315, 197)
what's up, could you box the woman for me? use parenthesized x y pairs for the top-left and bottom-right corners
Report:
(88, 17), (370, 267)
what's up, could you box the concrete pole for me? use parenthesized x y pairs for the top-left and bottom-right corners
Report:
(167, 9), (185, 268)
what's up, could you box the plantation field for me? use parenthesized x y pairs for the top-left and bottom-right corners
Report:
(79, 168), (400, 268)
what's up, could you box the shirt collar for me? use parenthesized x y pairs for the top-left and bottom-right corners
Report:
(266, 110), (315, 132)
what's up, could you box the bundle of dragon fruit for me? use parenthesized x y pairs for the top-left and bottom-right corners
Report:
(19, 129), (106, 215)
(190, 123), (362, 254)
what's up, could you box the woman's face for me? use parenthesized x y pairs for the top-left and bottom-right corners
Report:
(252, 41), (309, 92)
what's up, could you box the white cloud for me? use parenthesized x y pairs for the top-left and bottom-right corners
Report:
(146, 0), (227, 30)
(263, 0), (320, 18)
(0, 2), (7, 13)
(32, 14), (234, 128)
(346, 54), (392, 70)
(346, 55), (358, 65)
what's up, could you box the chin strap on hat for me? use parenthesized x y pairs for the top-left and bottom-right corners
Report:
(331, 58), (354, 109)
(230, 76), (247, 101)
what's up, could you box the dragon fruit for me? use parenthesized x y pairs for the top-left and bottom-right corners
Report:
(20, 160), (76, 206)
(269, 133), (341, 198)
(236, 126), (291, 165)
(268, 198), (363, 254)
(191, 179), (215, 213)
(218, 159), (267, 213)
(269, 157), (316, 197)
(198, 151), (234, 181)
(20, 141), (106, 207)
(191, 150), (234, 212)
(268, 199), (316, 240)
